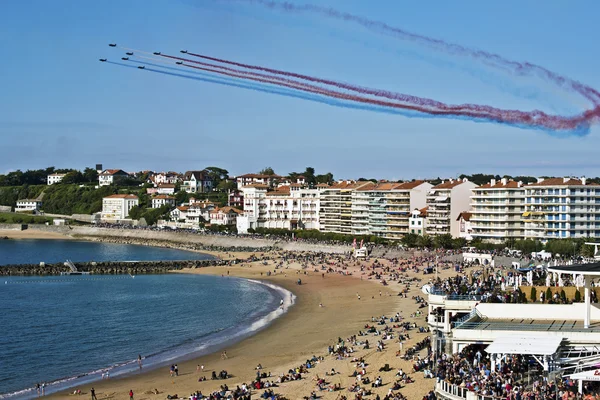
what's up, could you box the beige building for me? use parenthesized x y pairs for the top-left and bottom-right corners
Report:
(470, 178), (525, 243)
(351, 181), (432, 240)
(319, 181), (372, 235)
(101, 194), (139, 221)
(426, 178), (477, 238)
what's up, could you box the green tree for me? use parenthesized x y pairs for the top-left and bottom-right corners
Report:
(205, 167), (229, 185)
(545, 287), (552, 303)
(401, 233), (419, 248)
(303, 167), (316, 187)
(575, 289), (582, 303)
(433, 234), (454, 249)
(259, 167), (275, 175)
(530, 287), (537, 302)
(128, 205), (142, 220)
(216, 180), (237, 192)
(416, 235), (433, 248)
(315, 173), (334, 185)
(61, 171), (84, 184)
(83, 167), (98, 183)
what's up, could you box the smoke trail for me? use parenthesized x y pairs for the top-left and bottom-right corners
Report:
(163, 51), (592, 131)
(226, 0), (600, 125)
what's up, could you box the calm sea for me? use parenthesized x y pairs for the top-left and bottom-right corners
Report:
(0, 241), (292, 399)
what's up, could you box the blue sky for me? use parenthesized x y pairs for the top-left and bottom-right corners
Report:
(1, 0), (598, 180)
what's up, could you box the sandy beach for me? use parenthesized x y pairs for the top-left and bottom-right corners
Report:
(0, 229), (73, 240)
(2, 228), (460, 399)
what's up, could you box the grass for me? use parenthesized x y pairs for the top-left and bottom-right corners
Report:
(0, 212), (53, 224)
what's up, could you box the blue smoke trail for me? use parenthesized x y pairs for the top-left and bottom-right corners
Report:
(106, 62), (588, 136)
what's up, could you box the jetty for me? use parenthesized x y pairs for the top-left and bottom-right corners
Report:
(60, 260), (91, 276)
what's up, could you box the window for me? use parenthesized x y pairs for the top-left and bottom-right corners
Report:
(418, 221), (422, 226)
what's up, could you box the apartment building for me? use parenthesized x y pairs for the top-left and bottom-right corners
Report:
(237, 184), (321, 233)
(319, 181), (372, 235)
(101, 194), (139, 221)
(351, 181), (432, 240)
(524, 177), (600, 241)
(470, 178), (525, 243)
(426, 178), (477, 238)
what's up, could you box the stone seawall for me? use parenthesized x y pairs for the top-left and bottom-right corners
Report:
(0, 258), (242, 276)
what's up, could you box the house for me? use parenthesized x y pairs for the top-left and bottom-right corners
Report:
(408, 207), (427, 235)
(182, 170), (213, 193)
(47, 173), (66, 185)
(152, 195), (176, 209)
(235, 173), (282, 189)
(456, 212), (473, 240)
(15, 199), (43, 213)
(209, 206), (242, 226)
(100, 194), (139, 221)
(187, 199), (216, 224)
(98, 169), (130, 186)
(170, 205), (189, 222)
(151, 172), (180, 186)
(157, 183), (176, 195)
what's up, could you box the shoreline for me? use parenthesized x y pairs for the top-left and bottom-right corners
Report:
(2, 227), (446, 399)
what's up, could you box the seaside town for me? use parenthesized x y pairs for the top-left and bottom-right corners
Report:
(3, 166), (600, 400)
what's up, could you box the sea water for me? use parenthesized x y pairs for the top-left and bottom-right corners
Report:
(0, 241), (293, 399)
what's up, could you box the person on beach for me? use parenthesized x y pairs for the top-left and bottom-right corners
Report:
(129, 389), (134, 400)
(174, 364), (179, 376)
(90, 388), (97, 400)
(36, 383), (40, 396)
(221, 350), (228, 360)
(137, 354), (142, 369)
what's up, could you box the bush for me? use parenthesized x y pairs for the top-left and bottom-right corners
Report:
(530, 287), (537, 302)
(560, 290), (567, 303)
(546, 287), (552, 302)
(575, 290), (582, 303)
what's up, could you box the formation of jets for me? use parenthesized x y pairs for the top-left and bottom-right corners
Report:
(101, 44), (191, 71)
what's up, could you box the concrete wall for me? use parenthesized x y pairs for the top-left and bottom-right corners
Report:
(0, 205), (12, 212)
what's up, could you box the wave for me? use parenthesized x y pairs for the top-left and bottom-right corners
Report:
(0, 278), (295, 400)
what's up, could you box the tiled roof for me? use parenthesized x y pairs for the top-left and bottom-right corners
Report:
(457, 212), (472, 221)
(101, 169), (128, 176)
(158, 183), (176, 188)
(433, 180), (468, 189)
(153, 195), (174, 200)
(477, 180), (522, 189)
(104, 194), (138, 199)
(527, 178), (599, 187)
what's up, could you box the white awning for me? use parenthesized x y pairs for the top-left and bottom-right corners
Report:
(485, 336), (562, 356)
(435, 196), (448, 202)
(567, 370), (600, 381)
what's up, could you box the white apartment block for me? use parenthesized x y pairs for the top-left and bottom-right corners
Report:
(15, 199), (43, 212)
(426, 178), (477, 238)
(237, 184), (321, 234)
(351, 181), (432, 240)
(320, 181), (371, 235)
(469, 178), (525, 243)
(151, 195), (175, 209)
(47, 173), (66, 185)
(101, 194), (139, 221)
(524, 177), (600, 241)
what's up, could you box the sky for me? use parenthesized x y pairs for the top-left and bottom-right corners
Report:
(1, 0), (599, 180)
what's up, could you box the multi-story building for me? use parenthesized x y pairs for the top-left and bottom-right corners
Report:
(157, 183), (176, 195)
(15, 199), (43, 212)
(351, 181), (432, 240)
(408, 207), (427, 235)
(426, 178), (477, 238)
(470, 178), (525, 243)
(98, 169), (130, 186)
(101, 194), (139, 221)
(524, 177), (600, 241)
(209, 207), (242, 226)
(182, 171), (213, 193)
(151, 172), (180, 186)
(47, 173), (66, 185)
(237, 184), (321, 233)
(456, 212), (473, 240)
(320, 181), (372, 235)
(228, 189), (244, 208)
(151, 195), (175, 209)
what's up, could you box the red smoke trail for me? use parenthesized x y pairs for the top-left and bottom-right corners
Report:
(163, 52), (595, 131)
(224, 0), (600, 129)
(160, 54), (567, 128)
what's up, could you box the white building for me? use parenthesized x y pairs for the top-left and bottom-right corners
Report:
(182, 171), (213, 193)
(456, 212), (473, 240)
(237, 184), (321, 234)
(15, 199), (43, 212)
(470, 178), (525, 243)
(351, 181), (432, 240)
(98, 169), (130, 186)
(151, 195), (175, 209)
(209, 207), (242, 226)
(524, 177), (600, 241)
(320, 181), (371, 235)
(408, 207), (427, 235)
(47, 173), (66, 185)
(236, 174), (283, 190)
(100, 194), (139, 221)
(426, 178), (477, 238)
(157, 184), (176, 195)
(151, 172), (180, 186)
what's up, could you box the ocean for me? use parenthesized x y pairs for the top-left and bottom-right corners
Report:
(0, 240), (293, 399)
